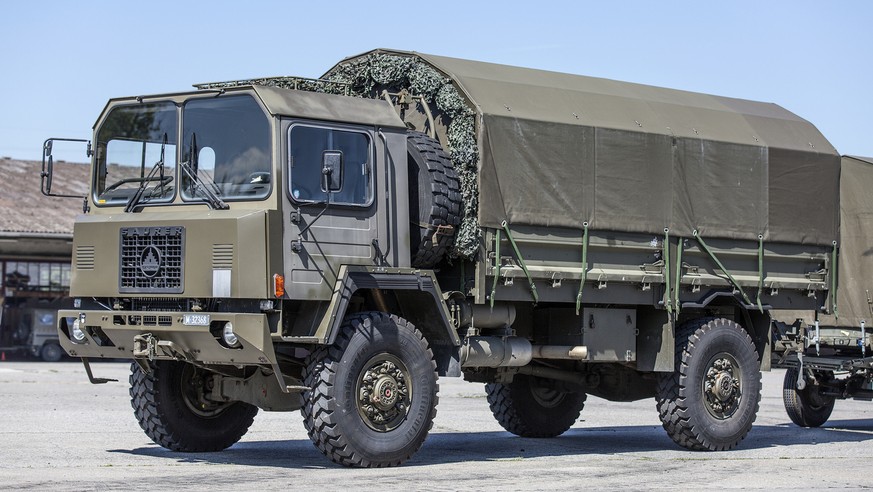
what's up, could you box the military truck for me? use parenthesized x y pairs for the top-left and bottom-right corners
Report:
(0, 301), (67, 362)
(42, 49), (840, 467)
(772, 155), (873, 428)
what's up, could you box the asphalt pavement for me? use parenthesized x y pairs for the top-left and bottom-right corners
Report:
(1, 360), (872, 490)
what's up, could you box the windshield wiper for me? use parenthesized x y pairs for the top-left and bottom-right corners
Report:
(124, 133), (171, 213)
(180, 133), (228, 210)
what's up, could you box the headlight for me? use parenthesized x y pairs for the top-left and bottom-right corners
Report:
(70, 317), (86, 343)
(222, 322), (241, 348)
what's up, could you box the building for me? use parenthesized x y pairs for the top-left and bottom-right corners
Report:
(0, 157), (89, 359)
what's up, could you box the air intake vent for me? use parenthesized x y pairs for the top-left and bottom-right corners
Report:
(76, 245), (95, 270)
(212, 244), (234, 269)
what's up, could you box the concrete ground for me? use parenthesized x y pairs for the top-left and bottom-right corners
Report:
(1, 361), (872, 490)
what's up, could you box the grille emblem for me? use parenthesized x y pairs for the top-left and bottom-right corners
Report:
(140, 246), (162, 277)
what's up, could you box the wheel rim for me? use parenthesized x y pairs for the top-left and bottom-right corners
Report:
(355, 353), (413, 432)
(529, 382), (567, 409)
(804, 371), (835, 410)
(179, 364), (232, 418)
(702, 352), (743, 420)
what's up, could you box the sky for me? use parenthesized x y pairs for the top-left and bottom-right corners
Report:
(1, 1), (871, 163)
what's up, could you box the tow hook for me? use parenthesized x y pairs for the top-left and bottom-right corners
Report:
(133, 333), (159, 360)
(133, 333), (193, 362)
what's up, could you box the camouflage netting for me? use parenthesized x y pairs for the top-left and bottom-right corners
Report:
(324, 53), (481, 259)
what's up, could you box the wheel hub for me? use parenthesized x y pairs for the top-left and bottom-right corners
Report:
(356, 355), (412, 432)
(180, 364), (231, 418)
(703, 355), (742, 419)
(372, 375), (400, 410)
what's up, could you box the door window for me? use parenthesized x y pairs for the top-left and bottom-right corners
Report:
(288, 126), (372, 206)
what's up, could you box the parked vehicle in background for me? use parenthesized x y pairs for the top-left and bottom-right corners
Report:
(1, 301), (69, 362)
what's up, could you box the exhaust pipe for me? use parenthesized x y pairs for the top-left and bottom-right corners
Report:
(460, 336), (588, 368)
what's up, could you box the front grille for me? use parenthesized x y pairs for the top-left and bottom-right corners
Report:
(121, 315), (173, 326)
(129, 297), (188, 312)
(119, 226), (185, 293)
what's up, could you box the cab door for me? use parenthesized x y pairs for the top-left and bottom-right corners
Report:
(282, 122), (382, 300)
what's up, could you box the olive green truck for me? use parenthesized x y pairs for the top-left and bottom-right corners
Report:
(42, 49), (848, 467)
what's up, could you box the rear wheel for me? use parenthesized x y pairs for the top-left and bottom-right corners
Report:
(485, 374), (586, 438)
(783, 367), (835, 427)
(302, 312), (438, 467)
(656, 317), (761, 451)
(129, 361), (258, 452)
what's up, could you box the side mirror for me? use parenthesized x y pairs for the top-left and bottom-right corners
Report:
(45, 154), (54, 194)
(42, 139), (55, 195)
(322, 150), (343, 193)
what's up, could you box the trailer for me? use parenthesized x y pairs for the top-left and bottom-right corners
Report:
(773, 155), (873, 426)
(42, 49), (840, 466)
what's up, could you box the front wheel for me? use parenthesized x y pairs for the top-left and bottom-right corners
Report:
(656, 317), (761, 451)
(783, 367), (835, 427)
(302, 312), (438, 468)
(485, 374), (586, 437)
(129, 361), (258, 452)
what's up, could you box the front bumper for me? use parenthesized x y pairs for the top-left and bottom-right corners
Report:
(57, 309), (278, 365)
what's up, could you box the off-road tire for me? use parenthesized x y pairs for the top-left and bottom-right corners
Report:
(485, 374), (586, 438)
(656, 317), (761, 451)
(129, 361), (258, 452)
(407, 132), (461, 268)
(302, 312), (439, 467)
(40, 343), (63, 362)
(783, 367), (835, 428)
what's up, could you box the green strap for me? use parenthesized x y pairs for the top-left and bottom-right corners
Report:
(502, 221), (539, 305)
(694, 230), (754, 307)
(756, 234), (764, 313)
(831, 241), (839, 318)
(575, 222), (590, 315)
(490, 229), (501, 309)
(674, 237), (683, 315)
(663, 229), (672, 315)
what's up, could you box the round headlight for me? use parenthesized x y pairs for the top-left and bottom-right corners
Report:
(222, 322), (240, 348)
(70, 318), (86, 343)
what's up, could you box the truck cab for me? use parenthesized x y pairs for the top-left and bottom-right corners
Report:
(53, 84), (431, 360)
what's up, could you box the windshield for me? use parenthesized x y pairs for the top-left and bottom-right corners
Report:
(94, 102), (178, 204)
(181, 95), (271, 201)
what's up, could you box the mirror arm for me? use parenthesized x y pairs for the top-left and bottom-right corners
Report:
(40, 137), (89, 199)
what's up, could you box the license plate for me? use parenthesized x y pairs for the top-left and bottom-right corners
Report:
(182, 314), (211, 326)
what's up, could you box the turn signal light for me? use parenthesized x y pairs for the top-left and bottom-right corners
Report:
(273, 273), (285, 298)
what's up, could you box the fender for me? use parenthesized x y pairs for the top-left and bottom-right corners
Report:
(313, 265), (460, 349)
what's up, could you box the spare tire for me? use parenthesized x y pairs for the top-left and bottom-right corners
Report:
(407, 132), (461, 268)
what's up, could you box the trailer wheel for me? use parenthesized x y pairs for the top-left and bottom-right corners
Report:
(129, 361), (258, 452)
(656, 317), (761, 451)
(783, 367), (835, 428)
(407, 131), (461, 268)
(485, 374), (586, 438)
(302, 312), (438, 467)
(39, 343), (63, 362)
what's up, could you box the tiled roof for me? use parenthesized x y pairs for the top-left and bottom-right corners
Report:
(0, 158), (89, 235)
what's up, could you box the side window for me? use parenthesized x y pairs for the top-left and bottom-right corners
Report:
(289, 126), (371, 206)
